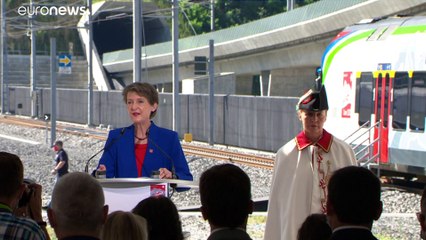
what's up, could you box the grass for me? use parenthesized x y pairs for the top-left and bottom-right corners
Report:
(376, 235), (397, 240)
(46, 226), (57, 240)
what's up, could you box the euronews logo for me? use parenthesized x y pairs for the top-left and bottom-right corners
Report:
(17, 5), (87, 16)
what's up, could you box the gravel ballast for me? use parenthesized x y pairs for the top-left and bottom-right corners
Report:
(0, 121), (421, 240)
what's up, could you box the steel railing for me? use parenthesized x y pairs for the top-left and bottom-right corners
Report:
(344, 120), (381, 173)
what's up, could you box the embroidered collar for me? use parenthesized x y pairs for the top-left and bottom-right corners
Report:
(295, 129), (333, 152)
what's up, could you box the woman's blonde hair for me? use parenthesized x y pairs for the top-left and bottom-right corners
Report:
(101, 211), (148, 240)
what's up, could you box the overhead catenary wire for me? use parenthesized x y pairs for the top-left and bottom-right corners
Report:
(2, 0), (202, 38)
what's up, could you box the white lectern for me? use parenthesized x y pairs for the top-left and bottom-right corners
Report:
(98, 178), (198, 213)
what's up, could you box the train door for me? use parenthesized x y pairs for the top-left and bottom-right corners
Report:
(373, 71), (393, 163)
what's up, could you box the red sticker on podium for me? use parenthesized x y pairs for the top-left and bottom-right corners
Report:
(150, 184), (167, 197)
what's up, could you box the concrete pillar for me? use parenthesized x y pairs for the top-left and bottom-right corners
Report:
(260, 70), (271, 96)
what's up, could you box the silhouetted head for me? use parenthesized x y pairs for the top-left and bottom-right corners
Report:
(199, 164), (253, 229)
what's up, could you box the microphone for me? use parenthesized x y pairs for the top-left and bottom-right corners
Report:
(84, 127), (127, 174)
(142, 126), (181, 197)
(148, 136), (179, 197)
(147, 134), (177, 180)
(147, 128), (193, 196)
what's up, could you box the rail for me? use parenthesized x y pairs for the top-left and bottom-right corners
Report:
(344, 120), (381, 174)
(183, 145), (275, 169)
(0, 115), (275, 169)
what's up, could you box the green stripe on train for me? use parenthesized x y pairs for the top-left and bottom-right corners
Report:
(392, 25), (426, 35)
(322, 30), (373, 83)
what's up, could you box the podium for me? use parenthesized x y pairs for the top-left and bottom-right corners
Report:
(98, 178), (198, 213)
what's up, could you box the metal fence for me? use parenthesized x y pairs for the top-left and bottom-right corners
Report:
(6, 86), (300, 152)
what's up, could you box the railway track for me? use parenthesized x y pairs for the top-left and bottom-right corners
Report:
(184, 145), (275, 169)
(0, 115), (108, 140)
(0, 115), (275, 169)
(2, 115), (425, 190)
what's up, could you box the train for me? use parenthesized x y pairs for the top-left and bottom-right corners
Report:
(321, 15), (426, 177)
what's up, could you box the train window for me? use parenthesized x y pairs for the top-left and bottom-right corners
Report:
(410, 71), (426, 132)
(356, 72), (373, 127)
(392, 72), (409, 130)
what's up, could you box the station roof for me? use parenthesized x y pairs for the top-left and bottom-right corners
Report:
(103, 0), (368, 66)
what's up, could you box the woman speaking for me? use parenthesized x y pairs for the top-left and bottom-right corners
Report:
(97, 83), (193, 181)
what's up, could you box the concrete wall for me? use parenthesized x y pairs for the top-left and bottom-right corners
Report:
(270, 66), (317, 97)
(1, 55), (88, 89)
(112, 39), (328, 96)
(6, 86), (300, 152)
(182, 73), (236, 94)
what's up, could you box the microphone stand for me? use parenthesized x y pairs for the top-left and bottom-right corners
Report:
(148, 136), (178, 193)
(84, 148), (104, 174)
(148, 137), (177, 179)
(84, 127), (127, 174)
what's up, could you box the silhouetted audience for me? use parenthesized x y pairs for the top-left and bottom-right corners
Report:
(326, 166), (382, 240)
(47, 172), (108, 240)
(199, 163), (253, 240)
(0, 151), (49, 239)
(101, 211), (148, 240)
(417, 188), (426, 239)
(132, 196), (183, 240)
(297, 213), (331, 240)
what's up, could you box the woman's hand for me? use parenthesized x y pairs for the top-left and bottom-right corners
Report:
(98, 164), (107, 171)
(159, 168), (173, 179)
